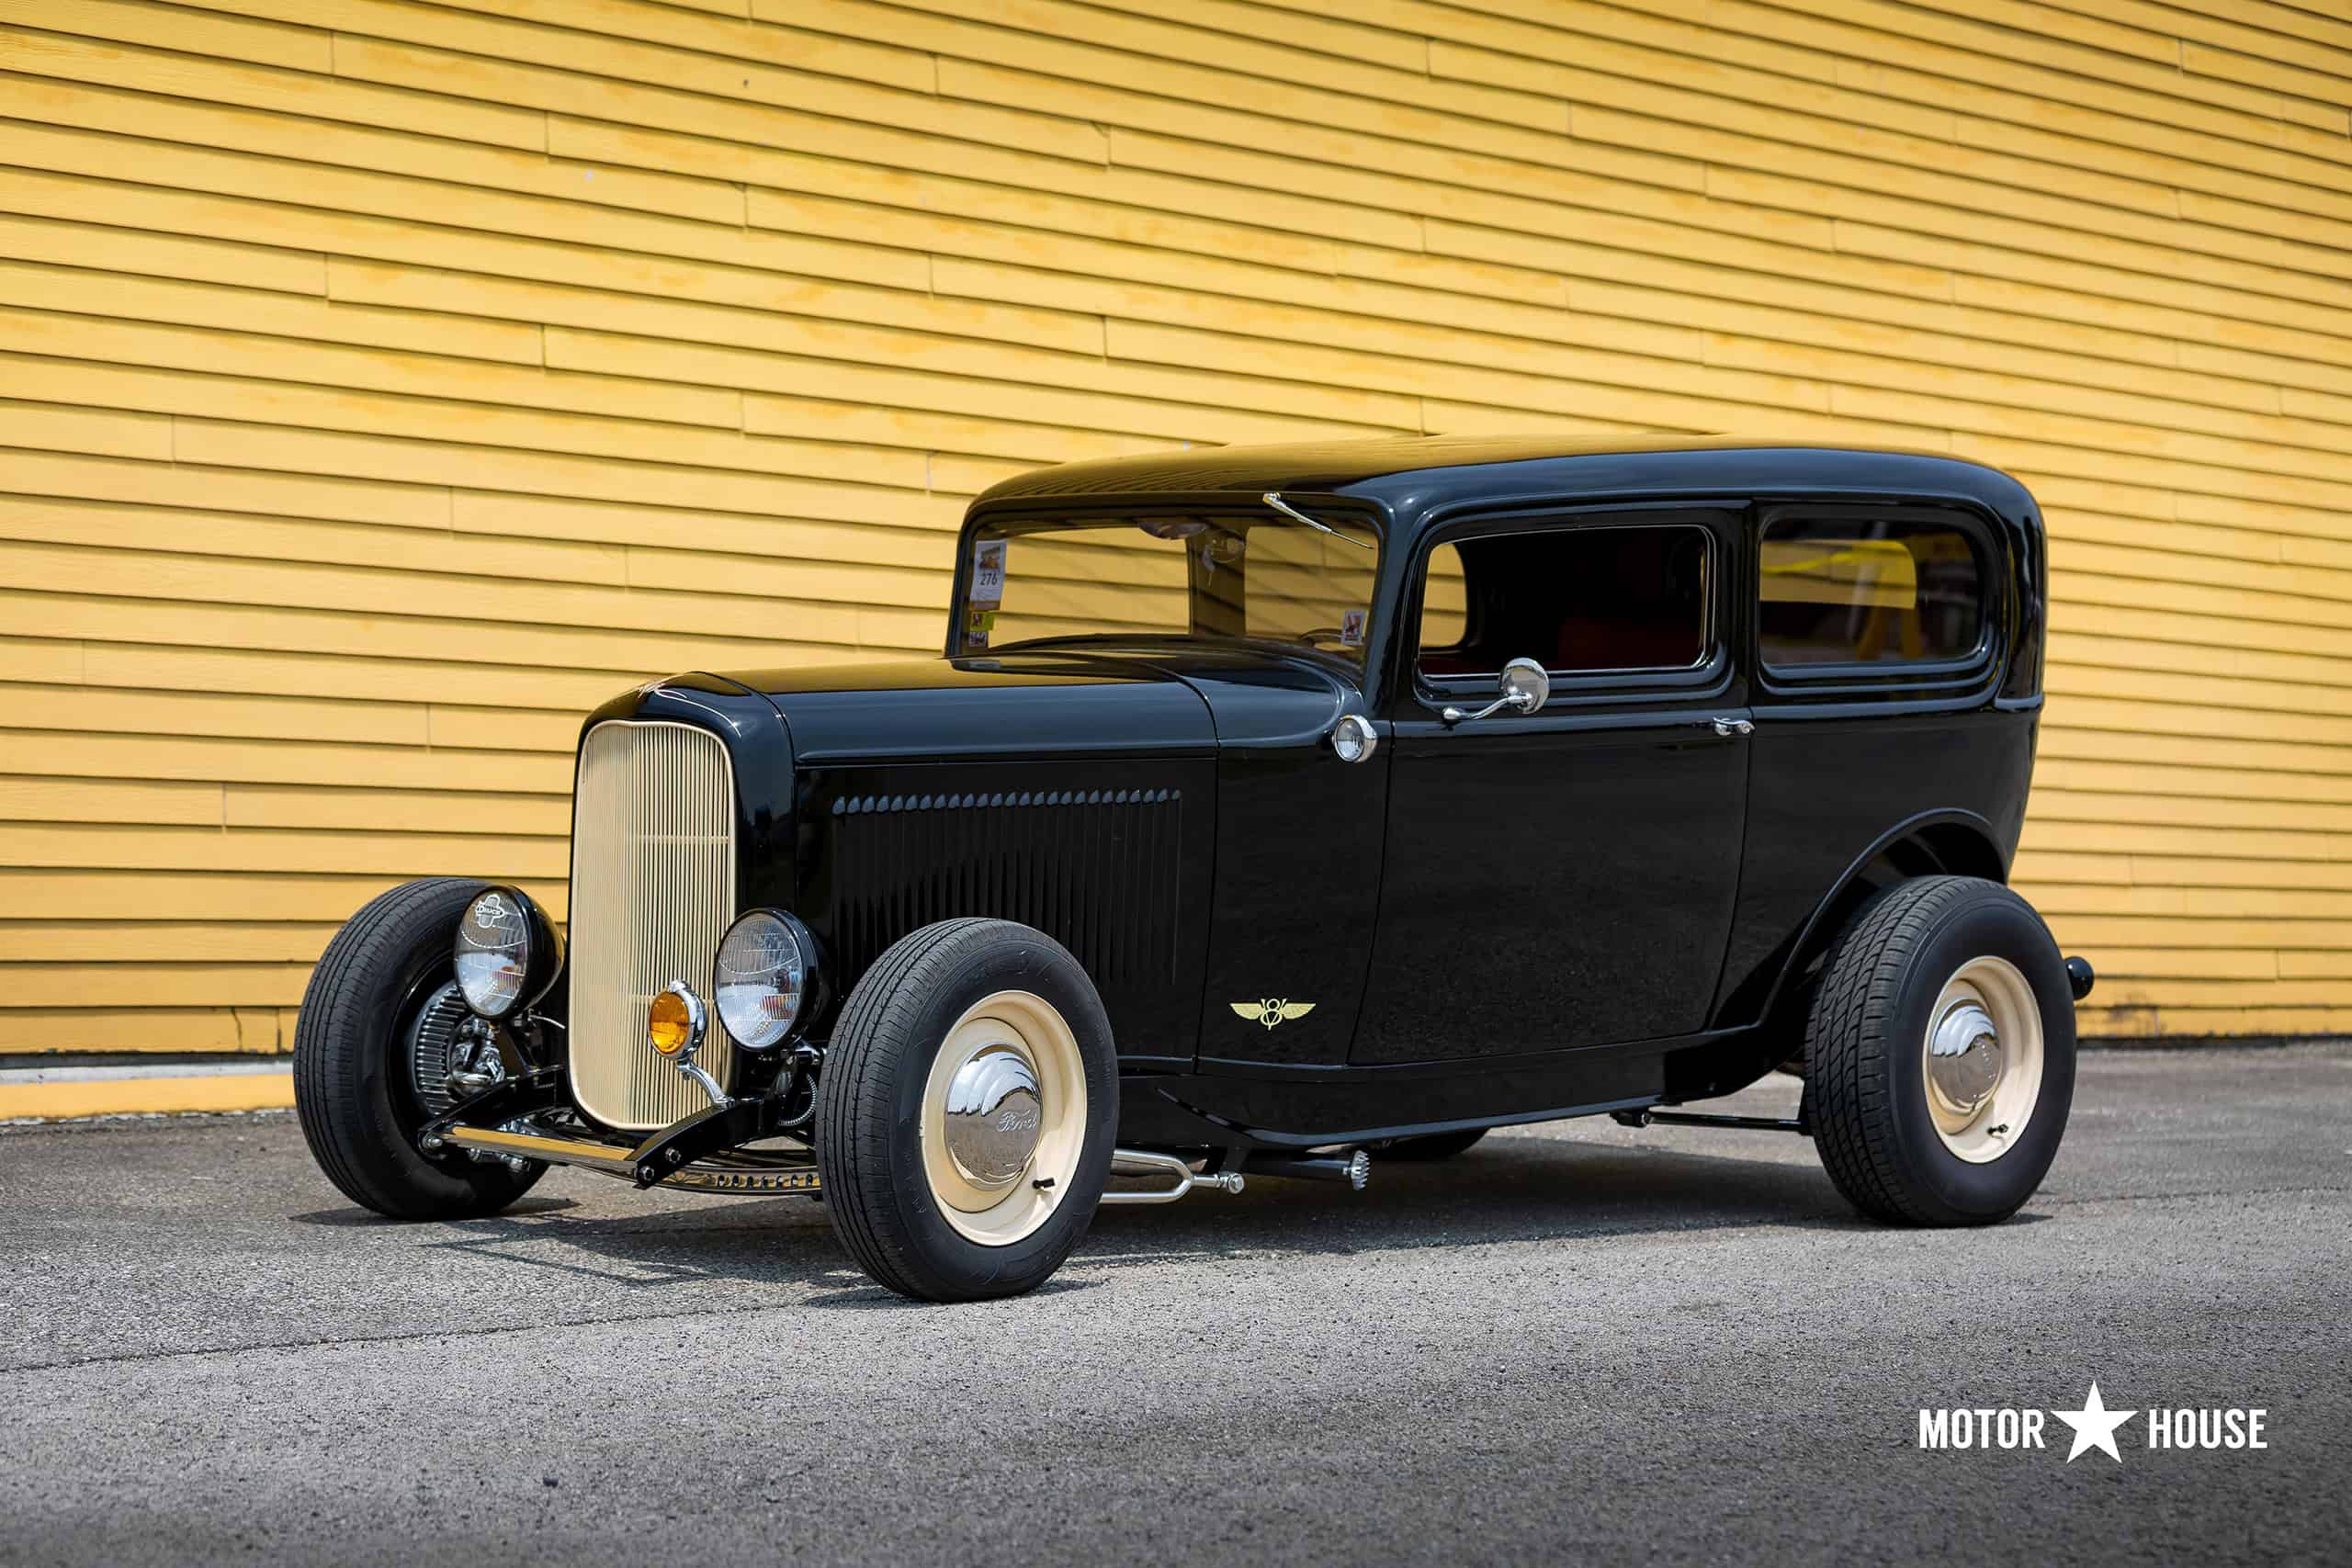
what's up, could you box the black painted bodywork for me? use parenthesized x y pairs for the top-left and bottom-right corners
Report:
(571, 435), (2047, 1151)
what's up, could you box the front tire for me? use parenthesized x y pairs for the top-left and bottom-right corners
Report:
(1804, 875), (2075, 1226)
(293, 877), (544, 1220)
(816, 919), (1117, 1302)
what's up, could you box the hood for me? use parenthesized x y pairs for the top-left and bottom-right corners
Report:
(716, 652), (1218, 765)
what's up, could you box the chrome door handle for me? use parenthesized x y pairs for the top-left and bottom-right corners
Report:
(1711, 717), (1754, 738)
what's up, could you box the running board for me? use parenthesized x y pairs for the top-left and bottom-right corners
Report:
(1611, 1109), (1810, 1135)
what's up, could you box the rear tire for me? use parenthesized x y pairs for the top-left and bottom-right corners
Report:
(817, 919), (1117, 1302)
(1804, 875), (2075, 1226)
(293, 877), (544, 1220)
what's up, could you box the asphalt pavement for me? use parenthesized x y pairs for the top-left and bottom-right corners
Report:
(3, 1044), (2346, 1567)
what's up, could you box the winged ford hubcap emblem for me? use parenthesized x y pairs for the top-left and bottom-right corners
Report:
(1231, 998), (1317, 1030)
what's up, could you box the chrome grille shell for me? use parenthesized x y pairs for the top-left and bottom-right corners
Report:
(566, 719), (738, 1132)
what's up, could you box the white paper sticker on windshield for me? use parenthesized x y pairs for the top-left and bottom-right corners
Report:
(1340, 608), (1366, 648)
(969, 538), (1007, 610)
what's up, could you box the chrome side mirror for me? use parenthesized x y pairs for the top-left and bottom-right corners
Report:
(1442, 657), (1550, 726)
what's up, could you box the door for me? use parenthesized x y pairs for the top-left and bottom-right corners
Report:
(1351, 509), (1750, 1065)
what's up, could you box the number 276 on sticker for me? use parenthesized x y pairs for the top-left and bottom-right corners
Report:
(970, 540), (1007, 604)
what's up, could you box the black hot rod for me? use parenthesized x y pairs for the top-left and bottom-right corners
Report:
(293, 435), (2093, 1301)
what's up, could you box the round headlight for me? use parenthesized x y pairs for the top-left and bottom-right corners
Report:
(454, 886), (560, 1020)
(714, 909), (808, 1051)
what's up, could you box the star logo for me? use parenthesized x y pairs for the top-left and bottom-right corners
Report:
(2052, 1382), (2137, 1464)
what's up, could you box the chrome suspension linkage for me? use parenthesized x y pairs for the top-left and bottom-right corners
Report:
(1100, 1148), (1248, 1205)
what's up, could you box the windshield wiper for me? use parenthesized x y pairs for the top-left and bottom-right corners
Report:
(1262, 491), (1374, 552)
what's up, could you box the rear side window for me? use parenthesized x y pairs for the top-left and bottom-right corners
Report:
(1418, 525), (1711, 679)
(1759, 517), (1984, 669)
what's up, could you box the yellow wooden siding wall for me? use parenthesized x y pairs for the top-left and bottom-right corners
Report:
(1, 0), (2347, 1055)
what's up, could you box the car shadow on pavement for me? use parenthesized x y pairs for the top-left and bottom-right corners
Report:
(1080, 1138), (1860, 1266)
(398, 1193), (847, 1288)
(289, 1195), (582, 1226)
(344, 1136), (1999, 1297)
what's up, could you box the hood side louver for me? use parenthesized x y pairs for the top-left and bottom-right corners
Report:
(826, 789), (1184, 987)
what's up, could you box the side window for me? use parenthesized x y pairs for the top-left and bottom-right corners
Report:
(1759, 517), (1984, 668)
(1418, 525), (1711, 680)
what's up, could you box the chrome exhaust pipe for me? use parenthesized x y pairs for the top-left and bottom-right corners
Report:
(1249, 1147), (1370, 1190)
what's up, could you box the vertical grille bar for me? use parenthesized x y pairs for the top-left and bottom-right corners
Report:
(568, 721), (738, 1133)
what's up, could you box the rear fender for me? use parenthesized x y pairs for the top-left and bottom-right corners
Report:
(1733, 808), (2007, 1032)
(1678, 810), (2007, 1101)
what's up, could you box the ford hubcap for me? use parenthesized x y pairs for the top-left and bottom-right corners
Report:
(942, 1048), (1044, 1190)
(1927, 1000), (2003, 1118)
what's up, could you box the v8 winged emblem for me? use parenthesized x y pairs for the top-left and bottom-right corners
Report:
(1231, 998), (1317, 1030)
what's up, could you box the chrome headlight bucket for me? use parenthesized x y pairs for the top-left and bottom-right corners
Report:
(714, 908), (818, 1051)
(453, 885), (564, 1021)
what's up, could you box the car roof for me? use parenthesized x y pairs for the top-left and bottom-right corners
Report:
(969, 434), (2040, 532)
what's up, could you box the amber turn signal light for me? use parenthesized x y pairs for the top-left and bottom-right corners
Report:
(648, 985), (698, 1057)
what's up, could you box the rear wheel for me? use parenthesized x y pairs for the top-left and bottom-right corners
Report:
(1804, 875), (2075, 1226)
(293, 877), (545, 1219)
(816, 919), (1117, 1302)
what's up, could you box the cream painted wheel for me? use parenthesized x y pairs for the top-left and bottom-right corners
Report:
(1922, 955), (2044, 1164)
(919, 990), (1087, 1246)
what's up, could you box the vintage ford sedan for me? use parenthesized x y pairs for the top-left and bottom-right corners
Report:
(293, 435), (2094, 1302)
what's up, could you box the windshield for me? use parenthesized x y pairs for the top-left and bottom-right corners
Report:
(956, 508), (1382, 666)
